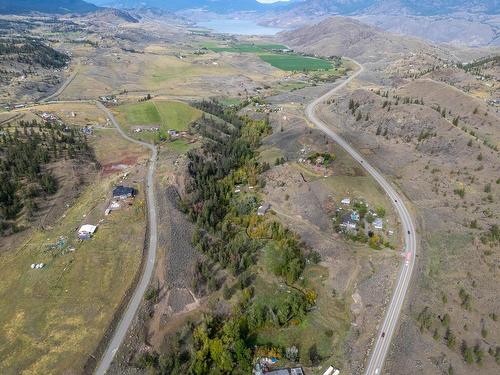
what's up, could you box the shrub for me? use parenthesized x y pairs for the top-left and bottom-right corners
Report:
(145, 287), (159, 302)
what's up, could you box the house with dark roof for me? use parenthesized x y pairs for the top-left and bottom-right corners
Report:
(112, 186), (136, 200)
(340, 213), (357, 230)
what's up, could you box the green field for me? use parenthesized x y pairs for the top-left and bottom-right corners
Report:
(115, 100), (202, 141)
(203, 42), (288, 53)
(259, 54), (332, 71)
(202, 42), (334, 72)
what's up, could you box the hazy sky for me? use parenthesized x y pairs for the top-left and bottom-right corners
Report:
(257, 0), (290, 3)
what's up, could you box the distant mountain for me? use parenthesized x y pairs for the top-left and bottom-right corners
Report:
(89, 0), (499, 16)
(90, 0), (276, 13)
(280, 0), (499, 16)
(0, 0), (99, 14)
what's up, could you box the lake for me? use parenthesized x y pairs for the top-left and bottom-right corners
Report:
(196, 19), (284, 36)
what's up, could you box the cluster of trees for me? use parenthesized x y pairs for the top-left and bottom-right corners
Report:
(307, 152), (335, 167)
(163, 100), (316, 373)
(136, 287), (312, 374)
(459, 55), (499, 73)
(246, 290), (309, 330)
(0, 120), (92, 235)
(0, 38), (69, 69)
(266, 222), (306, 284)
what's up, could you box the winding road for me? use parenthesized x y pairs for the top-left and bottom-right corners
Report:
(305, 61), (417, 375)
(93, 103), (158, 375)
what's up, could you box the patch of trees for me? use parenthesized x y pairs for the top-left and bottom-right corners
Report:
(459, 55), (500, 73)
(348, 98), (360, 115)
(307, 152), (335, 166)
(0, 38), (69, 69)
(0, 120), (93, 235)
(169, 100), (317, 373)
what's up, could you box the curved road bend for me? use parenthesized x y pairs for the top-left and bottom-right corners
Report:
(305, 61), (417, 375)
(94, 102), (158, 375)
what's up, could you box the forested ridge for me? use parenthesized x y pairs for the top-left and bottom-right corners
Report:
(138, 101), (319, 374)
(0, 38), (69, 69)
(0, 119), (93, 235)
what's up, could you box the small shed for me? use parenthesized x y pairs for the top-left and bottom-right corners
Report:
(341, 197), (351, 205)
(350, 211), (360, 222)
(78, 224), (97, 240)
(373, 217), (384, 229)
(112, 186), (136, 200)
(257, 203), (271, 216)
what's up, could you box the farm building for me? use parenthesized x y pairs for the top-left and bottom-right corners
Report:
(112, 186), (136, 200)
(78, 224), (97, 240)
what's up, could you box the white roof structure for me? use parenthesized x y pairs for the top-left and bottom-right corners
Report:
(373, 218), (384, 229)
(341, 197), (351, 205)
(79, 224), (97, 234)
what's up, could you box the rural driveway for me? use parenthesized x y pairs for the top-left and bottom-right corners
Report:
(40, 66), (79, 103)
(93, 103), (158, 375)
(305, 60), (417, 375)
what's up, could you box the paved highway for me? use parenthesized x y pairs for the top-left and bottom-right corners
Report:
(94, 103), (158, 375)
(305, 61), (417, 375)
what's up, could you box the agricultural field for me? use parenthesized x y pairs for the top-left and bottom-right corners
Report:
(202, 42), (289, 53)
(259, 54), (332, 71)
(113, 100), (201, 142)
(203, 42), (334, 72)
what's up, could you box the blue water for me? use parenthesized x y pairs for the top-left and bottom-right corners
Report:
(196, 19), (283, 36)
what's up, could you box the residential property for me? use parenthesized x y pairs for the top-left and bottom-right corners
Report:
(340, 213), (357, 230)
(257, 202), (271, 216)
(373, 217), (384, 229)
(167, 129), (178, 137)
(350, 211), (360, 222)
(78, 224), (97, 240)
(341, 197), (351, 205)
(112, 186), (136, 200)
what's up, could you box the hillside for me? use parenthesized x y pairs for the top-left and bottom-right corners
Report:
(278, 16), (437, 63)
(0, 0), (99, 14)
(260, 1), (500, 47)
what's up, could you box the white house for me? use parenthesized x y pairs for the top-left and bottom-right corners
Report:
(78, 224), (97, 240)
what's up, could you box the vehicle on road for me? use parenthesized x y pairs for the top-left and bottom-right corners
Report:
(381, 332), (385, 338)
(405, 252), (411, 266)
